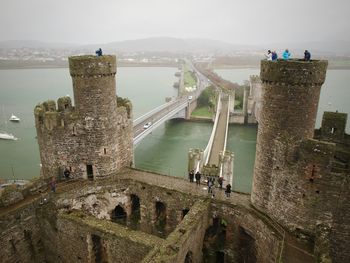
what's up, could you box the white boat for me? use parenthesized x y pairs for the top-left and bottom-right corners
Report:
(9, 114), (20, 122)
(0, 131), (17, 140)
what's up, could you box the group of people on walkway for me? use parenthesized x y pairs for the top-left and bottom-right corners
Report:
(265, 49), (311, 61)
(188, 169), (202, 185)
(188, 170), (232, 198)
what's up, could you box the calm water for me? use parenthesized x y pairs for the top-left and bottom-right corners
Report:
(0, 67), (178, 180)
(1, 67), (349, 194)
(215, 68), (350, 132)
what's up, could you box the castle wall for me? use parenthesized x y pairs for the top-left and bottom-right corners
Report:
(0, 199), (46, 263)
(55, 179), (201, 238)
(211, 202), (283, 263)
(56, 212), (161, 263)
(247, 75), (262, 124)
(143, 200), (210, 263)
(267, 138), (338, 233)
(251, 59), (328, 212)
(34, 55), (133, 180)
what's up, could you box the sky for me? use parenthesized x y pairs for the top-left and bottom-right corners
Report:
(1, 0), (349, 45)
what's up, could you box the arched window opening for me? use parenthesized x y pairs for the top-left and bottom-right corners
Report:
(111, 205), (127, 224)
(155, 201), (167, 233)
(236, 226), (257, 263)
(130, 194), (141, 228)
(184, 251), (193, 263)
(91, 234), (108, 263)
(202, 217), (228, 262)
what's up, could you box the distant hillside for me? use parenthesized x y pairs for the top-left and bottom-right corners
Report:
(0, 40), (79, 49)
(0, 37), (349, 56)
(88, 37), (256, 54)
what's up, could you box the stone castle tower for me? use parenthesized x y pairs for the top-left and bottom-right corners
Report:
(34, 55), (133, 179)
(251, 59), (350, 261)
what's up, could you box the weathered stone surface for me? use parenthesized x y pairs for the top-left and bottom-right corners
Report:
(2, 57), (348, 263)
(34, 55), (133, 180)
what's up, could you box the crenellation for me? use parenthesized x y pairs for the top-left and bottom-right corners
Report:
(34, 55), (133, 180)
(252, 59), (350, 261)
(2, 56), (348, 262)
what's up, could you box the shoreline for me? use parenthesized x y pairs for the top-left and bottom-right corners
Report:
(1, 63), (349, 70)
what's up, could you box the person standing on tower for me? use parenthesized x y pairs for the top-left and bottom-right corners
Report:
(265, 50), (272, 61)
(282, 49), (291, 60)
(304, 50), (311, 61)
(271, 51), (278, 61)
(95, 48), (103, 56)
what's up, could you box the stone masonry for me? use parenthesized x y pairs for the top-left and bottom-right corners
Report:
(1, 57), (349, 263)
(34, 55), (133, 180)
(251, 59), (349, 262)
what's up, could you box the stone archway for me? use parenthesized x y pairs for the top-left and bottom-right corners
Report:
(130, 194), (141, 228)
(184, 250), (193, 263)
(236, 226), (257, 263)
(154, 201), (167, 235)
(202, 217), (227, 262)
(111, 205), (127, 224)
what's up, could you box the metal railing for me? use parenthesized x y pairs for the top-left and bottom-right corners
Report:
(203, 93), (222, 165)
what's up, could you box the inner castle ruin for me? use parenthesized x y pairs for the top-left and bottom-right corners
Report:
(0, 55), (349, 263)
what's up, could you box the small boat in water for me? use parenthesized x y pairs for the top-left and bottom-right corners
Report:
(0, 131), (18, 140)
(9, 114), (20, 122)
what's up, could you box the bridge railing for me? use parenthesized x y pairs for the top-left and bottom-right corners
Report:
(219, 94), (231, 177)
(133, 99), (178, 127)
(203, 93), (222, 165)
(133, 100), (189, 146)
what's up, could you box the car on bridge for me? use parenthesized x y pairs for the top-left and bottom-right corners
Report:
(188, 96), (193, 100)
(143, 122), (152, 129)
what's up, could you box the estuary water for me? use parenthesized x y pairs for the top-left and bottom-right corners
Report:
(0, 67), (349, 194)
(0, 67), (178, 180)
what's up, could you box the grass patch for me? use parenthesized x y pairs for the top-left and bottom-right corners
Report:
(184, 65), (197, 87)
(191, 106), (213, 118)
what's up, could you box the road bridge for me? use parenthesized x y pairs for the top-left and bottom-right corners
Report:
(133, 60), (209, 147)
(187, 74), (234, 187)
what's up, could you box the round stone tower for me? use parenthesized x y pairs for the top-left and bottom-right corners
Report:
(251, 59), (328, 212)
(69, 55), (117, 119)
(68, 55), (120, 179)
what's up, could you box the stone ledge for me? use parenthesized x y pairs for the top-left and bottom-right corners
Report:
(260, 59), (328, 85)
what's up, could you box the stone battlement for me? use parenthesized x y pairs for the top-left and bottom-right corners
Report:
(260, 59), (328, 85)
(34, 54), (133, 180)
(69, 55), (117, 77)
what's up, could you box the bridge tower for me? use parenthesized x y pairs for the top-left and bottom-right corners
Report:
(251, 59), (328, 222)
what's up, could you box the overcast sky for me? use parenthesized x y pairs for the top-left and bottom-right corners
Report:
(1, 0), (349, 45)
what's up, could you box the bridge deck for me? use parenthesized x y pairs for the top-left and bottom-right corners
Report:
(208, 98), (229, 165)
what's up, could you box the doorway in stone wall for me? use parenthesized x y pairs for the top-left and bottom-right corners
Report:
(91, 234), (108, 263)
(202, 217), (227, 263)
(111, 205), (127, 225)
(236, 226), (257, 263)
(154, 201), (167, 237)
(87, 164), (93, 180)
(184, 251), (193, 263)
(129, 194), (141, 229)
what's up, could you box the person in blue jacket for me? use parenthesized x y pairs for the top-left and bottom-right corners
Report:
(282, 49), (291, 60)
(271, 51), (278, 61)
(304, 50), (311, 61)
